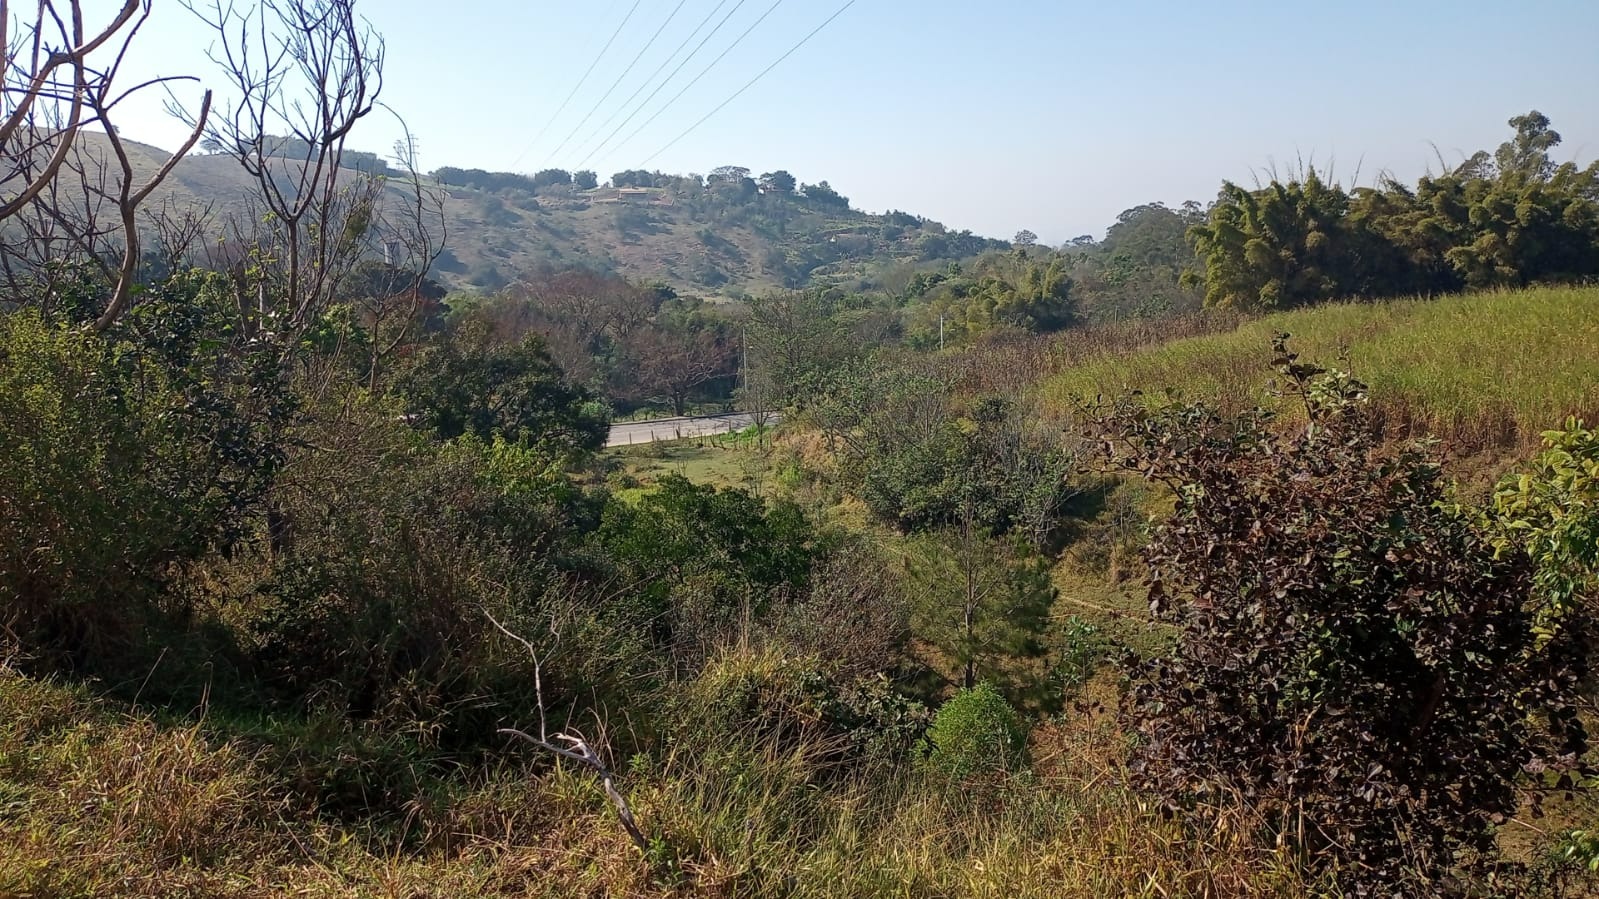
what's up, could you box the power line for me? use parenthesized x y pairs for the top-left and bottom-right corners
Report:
(509, 0), (643, 171)
(578, 0), (754, 172)
(570, 0), (735, 168)
(543, 0), (690, 167)
(640, 0), (857, 167)
(591, 0), (781, 171)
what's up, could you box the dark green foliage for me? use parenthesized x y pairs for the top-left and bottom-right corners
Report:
(229, 421), (626, 739)
(906, 531), (1057, 707)
(1094, 339), (1590, 894)
(758, 170), (796, 193)
(1190, 112), (1599, 310)
(1067, 202), (1205, 323)
(531, 168), (573, 191)
(815, 363), (1074, 706)
(0, 273), (290, 664)
(573, 170), (599, 191)
(817, 673), (934, 765)
(432, 166), (541, 193)
(826, 368), (1080, 550)
(800, 180), (849, 210)
(858, 422), (973, 530)
(922, 683), (1029, 780)
(597, 475), (820, 658)
(610, 169), (657, 188)
(395, 322), (609, 453)
(604, 475), (815, 591)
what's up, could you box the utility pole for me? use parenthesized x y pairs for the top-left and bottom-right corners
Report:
(940, 313), (945, 351)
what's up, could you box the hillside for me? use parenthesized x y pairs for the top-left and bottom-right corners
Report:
(86, 134), (1009, 298)
(1040, 285), (1599, 452)
(427, 179), (1009, 297)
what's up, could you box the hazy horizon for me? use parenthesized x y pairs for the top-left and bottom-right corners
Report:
(109, 0), (1599, 244)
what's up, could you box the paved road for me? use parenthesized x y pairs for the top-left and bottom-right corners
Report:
(606, 412), (779, 448)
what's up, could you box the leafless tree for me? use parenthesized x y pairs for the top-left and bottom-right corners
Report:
(350, 125), (446, 389)
(177, 0), (386, 338)
(630, 321), (735, 416)
(141, 193), (216, 276)
(0, 0), (212, 328)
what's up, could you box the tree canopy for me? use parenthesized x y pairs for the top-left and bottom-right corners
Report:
(1187, 112), (1599, 311)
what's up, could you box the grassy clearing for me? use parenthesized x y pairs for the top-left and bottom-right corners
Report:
(1042, 286), (1599, 451)
(606, 429), (778, 497)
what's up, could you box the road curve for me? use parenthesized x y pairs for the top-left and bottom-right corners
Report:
(606, 412), (780, 448)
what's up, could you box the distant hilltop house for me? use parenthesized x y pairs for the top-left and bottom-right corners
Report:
(593, 187), (673, 206)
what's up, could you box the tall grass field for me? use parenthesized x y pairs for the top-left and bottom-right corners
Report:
(1043, 286), (1599, 450)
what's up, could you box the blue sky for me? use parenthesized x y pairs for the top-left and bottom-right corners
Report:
(111, 0), (1599, 243)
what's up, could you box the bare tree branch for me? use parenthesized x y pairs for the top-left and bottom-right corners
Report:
(486, 609), (651, 856)
(91, 81), (212, 330)
(176, 0), (385, 338)
(1, 1), (213, 327)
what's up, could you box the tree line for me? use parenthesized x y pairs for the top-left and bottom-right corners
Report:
(1188, 111), (1599, 310)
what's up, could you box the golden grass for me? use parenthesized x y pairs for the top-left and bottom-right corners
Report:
(0, 661), (1317, 898)
(1042, 286), (1599, 452)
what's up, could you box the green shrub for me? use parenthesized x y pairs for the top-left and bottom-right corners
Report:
(224, 403), (624, 739)
(597, 474), (821, 662)
(922, 683), (1029, 780)
(1052, 616), (1105, 699)
(0, 280), (286, 667)
(395, 321), (609, 453)
(1492, 417), (1599, 638)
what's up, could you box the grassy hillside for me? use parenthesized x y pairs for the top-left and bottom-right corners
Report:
(426, 183), (1005, 298)
(84, 134), (1006, 298)
(1042, 286), (1599, 451)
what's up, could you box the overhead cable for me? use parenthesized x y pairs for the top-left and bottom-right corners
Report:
(639, 0), (857, 167)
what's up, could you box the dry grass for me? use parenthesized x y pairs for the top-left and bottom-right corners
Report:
(1042, 286), (1599, 453)
(0, 659), (1322, 898)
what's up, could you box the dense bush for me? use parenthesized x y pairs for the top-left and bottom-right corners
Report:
(1492, 418), (1599, 639)
(823, 366), (1081, 550)
(227, 415), (610, 725)
(771, 541), (911, 682)
(1189, 112), (1599, 311)
(671, 650), (931, 781)
(922, 682), (1029, 780)
(1094, 339), (1590, 894)
(395, 321), (609, 452)
(597, 474), (821, 663)
(905, 532), (1057, 709)
(0, 275), (289, 666)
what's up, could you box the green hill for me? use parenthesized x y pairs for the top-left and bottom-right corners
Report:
(424, 179), (1008, 297)
(86, 134), (1008, 297)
